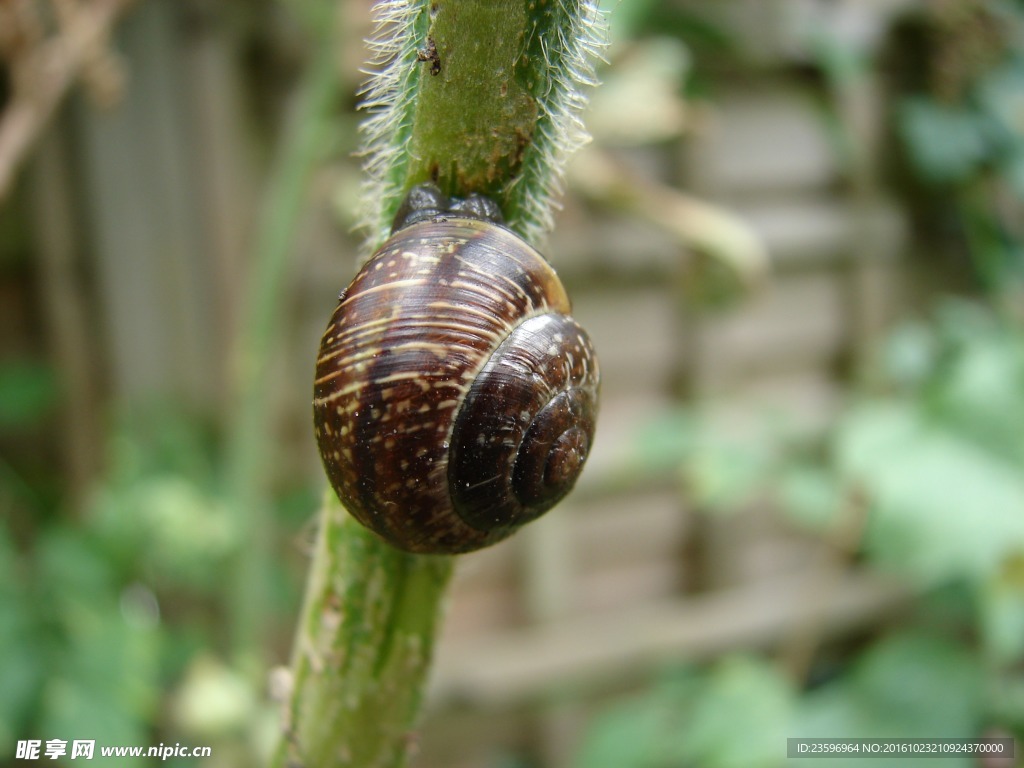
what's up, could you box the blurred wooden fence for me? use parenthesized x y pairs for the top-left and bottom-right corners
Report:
(1, 1), (936, 766)
(422, 2), (917, 766)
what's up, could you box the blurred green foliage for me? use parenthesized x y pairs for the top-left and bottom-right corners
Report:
(838, 309), (1024, 583)
(897, 3), (1024, 295)
(577, 632), (987, 768)
(899, 52), (1024, 189)
(4, 1), (1024, 766)
(576, 302), (1024, 768)
(576, 657), (796, 768)
(575, 2), (1024, 765)
(0, 407), (310, 766)
(0, 362), (58, 431)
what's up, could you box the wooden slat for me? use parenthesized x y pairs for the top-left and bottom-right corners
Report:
(430, 568), (908, 707)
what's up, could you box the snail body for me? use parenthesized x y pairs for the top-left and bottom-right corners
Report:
(313, 184), (599, 554)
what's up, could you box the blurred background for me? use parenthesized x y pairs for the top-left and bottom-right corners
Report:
(2, 0), (1024, 766)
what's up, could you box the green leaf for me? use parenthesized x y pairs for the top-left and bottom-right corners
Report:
(630, 410), (698, 476)
(933, 299), (997, 348)
(37, 529), (117, 609)
(0, 361), (58, 430)
(990, 673), (1024, 730)
(575, 659), (794, 768)
(91, 473), (237, 590)
(42, 613), (158, 742)
(778, 464), (843, 531)
(837, 403), (1024, 582)
(975, 60), (1024, 147)
(0, 524), (44, 754)
(684, 432), (773, 513)
(795, 632), (982, 768)
(897, 98), (992, 183)
(574, 691), (685, 768)
(27, 529), (160, 761)
(931, 328), (1024, 466)
(682, 657), (795, 768)
(851, 632), (981, 731)
(979, 562), (1024, 666)
(876, 322), (938, 390)
(1002, 146), (1024, 199)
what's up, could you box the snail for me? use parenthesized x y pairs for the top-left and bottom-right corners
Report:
(313, 183), (599, 554)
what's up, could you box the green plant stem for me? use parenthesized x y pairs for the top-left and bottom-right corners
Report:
(363, 0), (602, 245)
(273, 496), (453, 768)
(406, 2), (539, 200)
(274, 2), (602, 764)
(223, 6), (340, 669)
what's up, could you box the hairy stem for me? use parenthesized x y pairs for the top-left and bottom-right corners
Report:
(360, 0), (603, 247)
(274, 2), (604, 765)
(273, 497), (453, 768)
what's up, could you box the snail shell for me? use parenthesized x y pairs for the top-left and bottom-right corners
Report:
(313, 185), (599, 554)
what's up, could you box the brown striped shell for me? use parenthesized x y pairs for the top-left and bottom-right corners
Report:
(312, 188), (599, 554)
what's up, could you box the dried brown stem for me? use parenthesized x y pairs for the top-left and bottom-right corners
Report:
(0, 0), (132, 202)
(779, 488), (871, 685)
(569, 146), (770, 289)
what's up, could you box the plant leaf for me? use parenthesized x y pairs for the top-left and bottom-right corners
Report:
(837, 403), (1024, 582)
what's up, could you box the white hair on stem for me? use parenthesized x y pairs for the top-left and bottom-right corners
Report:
(356, 0), (607, 252)
(356, 0), (424, 251)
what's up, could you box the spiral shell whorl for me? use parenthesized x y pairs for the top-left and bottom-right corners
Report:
(449, 313), (597, 532)
(313, 216), (598, 554)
